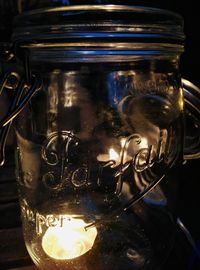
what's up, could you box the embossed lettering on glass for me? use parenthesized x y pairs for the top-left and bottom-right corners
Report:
(0, 4), (200, 270)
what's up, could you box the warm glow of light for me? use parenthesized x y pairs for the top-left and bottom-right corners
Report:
(109, 148), (119, 161)
(42, 217), (97, 260)
(140, 137), (148, 149)
(120, 138), (126, 148)
(63, 86), (77, 107)
(97, 147), (120, 167)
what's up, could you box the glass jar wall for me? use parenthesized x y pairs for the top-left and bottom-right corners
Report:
(11, 5), (188, 270)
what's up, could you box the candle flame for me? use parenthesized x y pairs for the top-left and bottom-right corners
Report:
(42, 217), (97, 260)
(109, 148), (119, 161)
(140, 137), (148, 149)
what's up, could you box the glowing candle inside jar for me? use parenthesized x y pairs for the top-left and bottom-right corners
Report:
(109, 148), (120, 165)
(97, 147), (120, 167)
(42, 217), (97, 260)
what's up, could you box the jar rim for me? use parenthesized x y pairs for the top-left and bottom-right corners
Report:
(12, 4), (185, 62)
(16, 5), (182, 18)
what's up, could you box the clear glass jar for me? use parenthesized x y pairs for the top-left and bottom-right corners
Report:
(6, 5), (199, 270)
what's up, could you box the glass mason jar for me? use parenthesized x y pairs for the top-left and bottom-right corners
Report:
(1, 4), (199, 270)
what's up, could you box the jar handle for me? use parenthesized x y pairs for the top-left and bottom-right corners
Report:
(0, 72), (42, 166)
(182, 78), (200, 160)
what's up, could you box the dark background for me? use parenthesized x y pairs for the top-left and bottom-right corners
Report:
(145, 0), (200, 258)
(131, 0), (200, 87)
